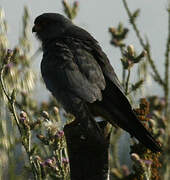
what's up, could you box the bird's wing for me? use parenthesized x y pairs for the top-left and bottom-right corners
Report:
(63, 26), (161, 152)
(64, 25), (125, 94)
(41, 42), (106, 103)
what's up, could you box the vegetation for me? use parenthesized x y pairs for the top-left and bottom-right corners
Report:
(0, 1), (169, 179)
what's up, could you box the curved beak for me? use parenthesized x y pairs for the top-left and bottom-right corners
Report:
(32, 24), (41, 33)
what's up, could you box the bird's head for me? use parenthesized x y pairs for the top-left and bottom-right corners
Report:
(32, 13), (72, 42)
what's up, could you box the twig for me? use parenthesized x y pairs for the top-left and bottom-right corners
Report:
(120, 47), (126, 88)
(0, 57), (40, 180)
(110, 129), (122, 169)
(122, 0), (145, 48)
(30, 47), (42, 61)
(122, 0), (164, 87)
(0, 65), (21, 132)
(125, 69), (131, 95)
(145, 41), (165, 86)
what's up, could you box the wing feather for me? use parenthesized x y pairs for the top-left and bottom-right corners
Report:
(41, 41), (105, 103)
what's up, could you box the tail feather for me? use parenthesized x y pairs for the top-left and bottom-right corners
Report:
(121, 110), (162, 152)
(101, 78), (162, 152)
(103, 97), (161, 152)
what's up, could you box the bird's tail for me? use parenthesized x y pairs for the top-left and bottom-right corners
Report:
(128, 112), (162, 152)
(103, 97), (161, 152)
(101, 79), (162, 152)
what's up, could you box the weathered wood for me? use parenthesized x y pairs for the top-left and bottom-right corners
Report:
(64, 120), (111, 180)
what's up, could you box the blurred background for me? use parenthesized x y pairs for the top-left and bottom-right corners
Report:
(0, 0), (169, 179)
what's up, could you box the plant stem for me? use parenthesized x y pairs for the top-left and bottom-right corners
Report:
(0, 63), (39, 180)
(110, 129), (122, 169)
(122, 0), (164, 87)
(164, 8), (170, 116)
(0, 65), (21, 132)
(0, 65), (11, 101)
(122, 69), (126, 88)
(145, 41), (164, 86)
(125, 69), (131, 95)
(120, 47), (126, 88)
(122, 0), (145, 47)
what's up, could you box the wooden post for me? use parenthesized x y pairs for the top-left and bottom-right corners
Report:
(64, 121), (111, 180)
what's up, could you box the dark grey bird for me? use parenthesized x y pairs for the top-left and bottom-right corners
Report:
(32, 13), (161, 152)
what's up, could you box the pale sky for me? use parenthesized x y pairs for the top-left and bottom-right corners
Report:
(1, 0), (169, 99)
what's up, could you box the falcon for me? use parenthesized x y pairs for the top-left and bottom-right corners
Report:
(32, 13), (161, 152)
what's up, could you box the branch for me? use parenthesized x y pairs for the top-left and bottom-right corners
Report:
(0, 50), (41, 180)
(122, 0), (164, 87)
(122, 0), (145, 47)
(125, 69), (131, 95)
(145, 41), (165, 86)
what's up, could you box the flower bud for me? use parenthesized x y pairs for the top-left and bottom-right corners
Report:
(131, 153), (140, 161)
(148, 118), (156, 128)
(127, 45), (135, 56)
(56, 130), (64, 138)
(20, 111), (27, 118)
(7, 49), (13, 57)
(4, 49), (13, 64)
(143, 159), (152, 166)
(44, 159), (53, 166)
(141, 50), (147, 57)
(62, 157), (69, 164)
(42, 111), (49, 119)
(109, 27), (116, 34)
(74, 1), (79, 7)
(158, 128), (165, 135)
(53, 106), (59, 115)
(35, 155), (42, 162)
(37, 134), (44, 140)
